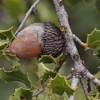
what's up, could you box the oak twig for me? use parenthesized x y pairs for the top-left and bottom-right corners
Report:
(66, 73), (72, 80)
(80, 77), (89, 100)
(53, 0), (100, 100)
(33, 72), (74, 98)
(72, 34), (85, 46)
(33, 86), (49, 97)
(14, 0), (42, 36)
(66, 68), (77, 80)
(87, 78), (91, 93)
(68, 75), (79, 100)
(54, 49), (68, 72)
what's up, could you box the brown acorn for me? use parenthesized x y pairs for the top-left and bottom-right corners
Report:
(8, 22), (65, 58)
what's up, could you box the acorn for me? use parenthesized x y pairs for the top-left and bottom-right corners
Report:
(8, 22), (65, 58)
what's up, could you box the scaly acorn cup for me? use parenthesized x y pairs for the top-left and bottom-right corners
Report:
(8, 22), (65, 58)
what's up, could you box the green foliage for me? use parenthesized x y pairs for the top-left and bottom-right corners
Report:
(0, 54), (21, 68)
(89, 86), (100, 100)
(0, 27), (14, 40)
(38, 55), (57, 83)
(94, 68), (100, 79)
(42, 71), (56, 83)
(86, 28), (100, 49)
(39, 55), (56, 64)
(49, 73), (75, 96)
(9, 95), (19, 100)
(14, 88), (33, 100)
(0, 40), (8, 50)
(0, 28), (20, 68)
(0, 68), (32, 88)
(86, 28), (100, 60)
(37, 62), (56, 82)
(0, 27), (14, 50)
(7, 54), (21, 69)
(94, 48), (100, 60)
(9, 88), (33, 100)
(37, 62), (51, 78)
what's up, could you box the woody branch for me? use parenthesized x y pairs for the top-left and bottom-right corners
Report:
(53, 0), (100, 100)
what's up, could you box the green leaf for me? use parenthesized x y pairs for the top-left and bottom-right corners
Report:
(0, 40), (8, 50)
(2, 28), (14, 40)
(94, 70), (100, 79)
(0, 50), (6, 55)
(42, 71), (56, 82)
(0, 28), (14, 57)
(6, 54), (21, 68)
(0, 27), (14, 40)
(88, 83), (100, 100)
(39, 55), (56, 64)
(94, 47), (100, 59)
(37, 63), (51, 78)
(0, 32), (7, 40)
(37, 63), (56, 82)
(14, 87), (33, 100)
(87, 28), (100, 49)
(9, 95), (19, 100)
(89, 90), (100, 100)
(0, 68), (32, 88)
(49, 73), (75, 96)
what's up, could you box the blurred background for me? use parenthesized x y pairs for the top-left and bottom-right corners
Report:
(0, 0), (100, 100)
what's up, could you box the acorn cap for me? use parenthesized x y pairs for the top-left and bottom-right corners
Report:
(9, 22), (65, 58)
(42, 22), (65, 57)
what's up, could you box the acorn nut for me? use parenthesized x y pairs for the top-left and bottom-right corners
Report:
(8, 22), (65, 58)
